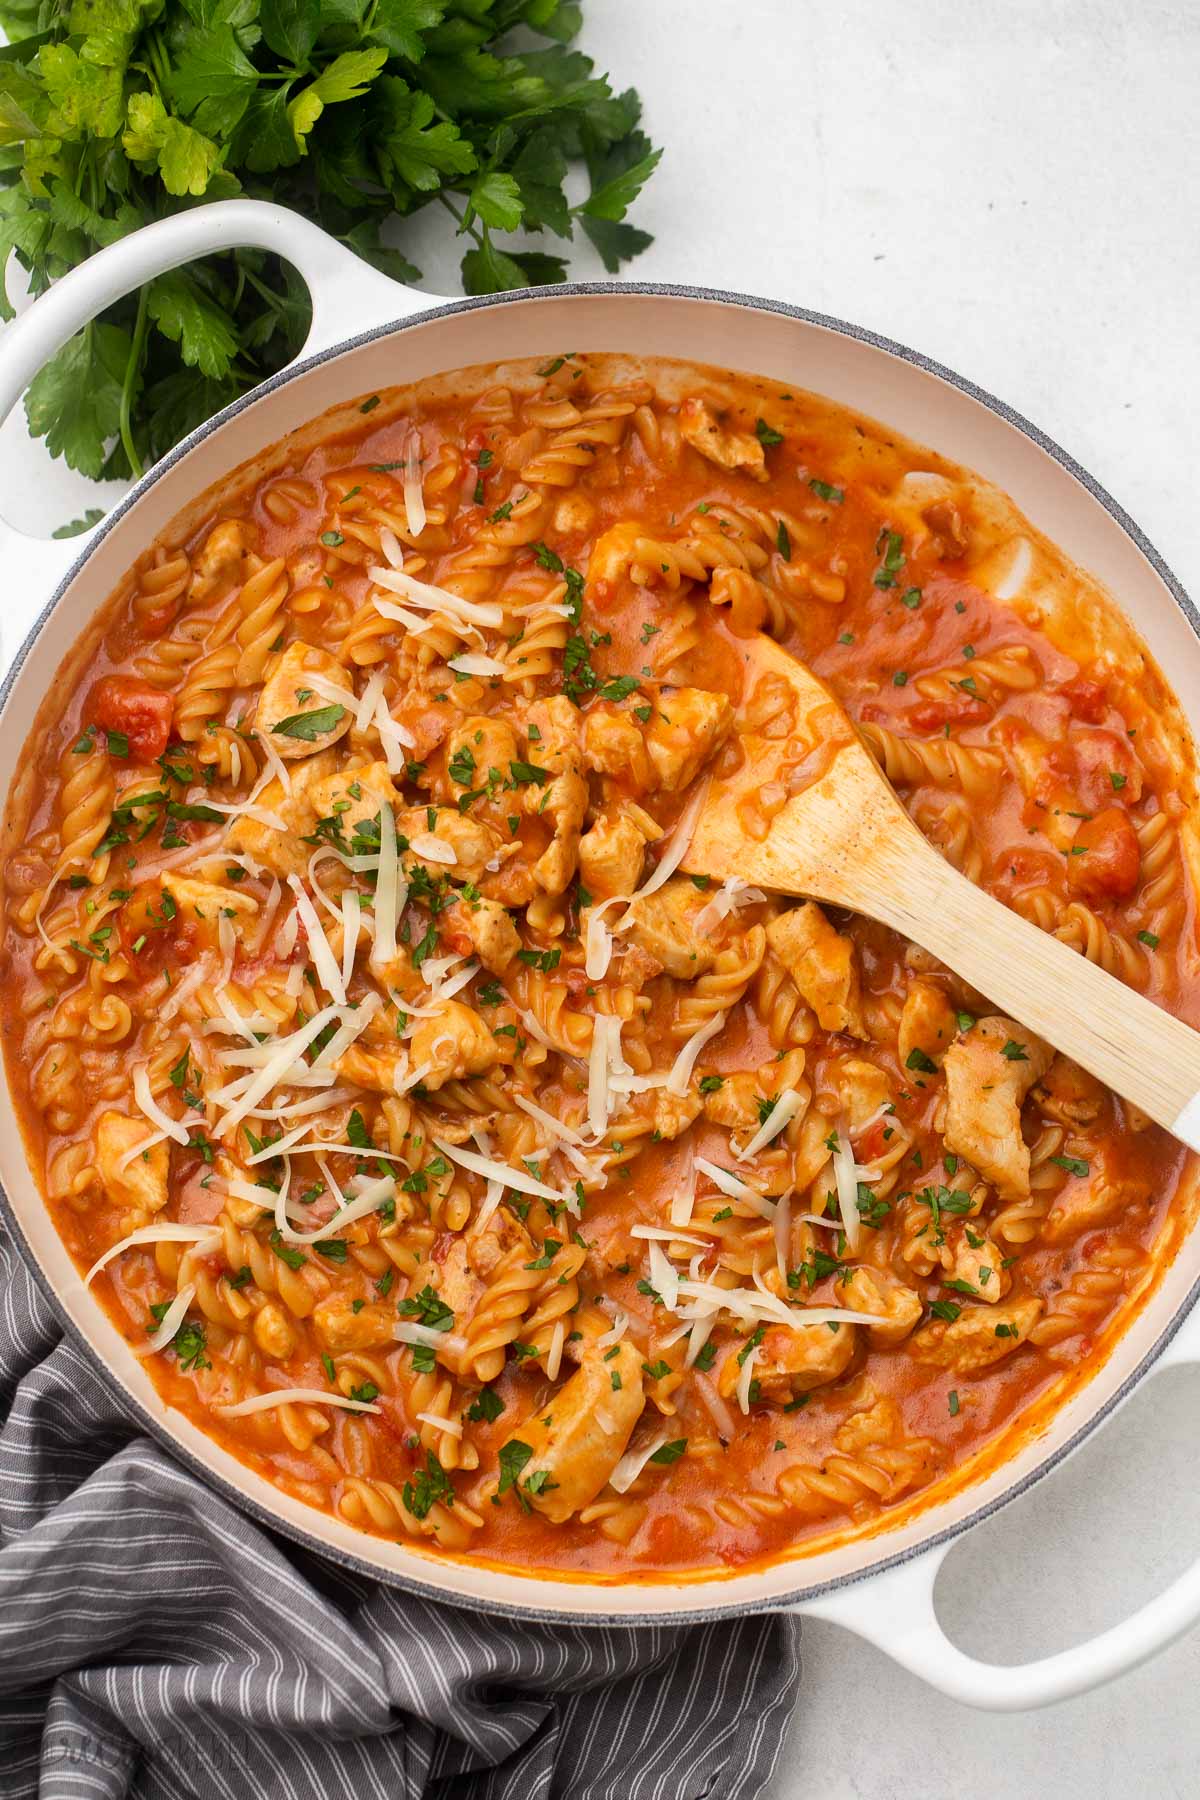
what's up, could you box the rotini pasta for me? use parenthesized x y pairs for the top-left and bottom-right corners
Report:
(1, 353), (1194, 1581)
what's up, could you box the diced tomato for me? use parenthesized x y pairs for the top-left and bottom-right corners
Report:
(89, 675), (174, 761)
(855, 1119), (890, 1164)
(1069, 727), (1143, 810)
(907, 695), (989, 733)
(117, 885), (197, 973)
(1067, 807), (1141, 901)
(1059, 676), (1107, 724)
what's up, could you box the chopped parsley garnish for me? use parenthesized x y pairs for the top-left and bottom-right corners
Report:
(809, 478), (844, 503)
(754, 418), (783, 447)
(397, 1285), (454, 1332)
(271, 703), (346, 742)
(649, 1438), (687, 1465)
(403, 1452), (454, 1521)
(467, 1387), (504, 1424)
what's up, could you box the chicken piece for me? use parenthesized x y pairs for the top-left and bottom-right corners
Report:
(252, 1302), (297, 1361)
(644, 687), (734, 792)
(334, 1043), (408, 1093)
(624, 874), (719, 979)
(897, 978), (957, 1073)
(312, 1298), (396, 1355)
(523, 697), (588, 895)
(430, 1210), (537, 1372)
(307, 760), (400, 844)
(498, 1342), (645, 1523)
(912, 1297), (1043, 1372)
(578, 812), (647, 901)
(679, 397), (769, 483)
(702, 1072), (762, 1133)
(443, 714), (520, 799)
(96, 1111), (170, 1215)
(408, 1000), (502, 1089)
(1042, 1170), (1150, 1246)
(1031, 1054), (1106, 1128)
(647, 1088), (703, 1140)
(942, 1015), (1053, 1201)
(255, 642), (354, 761)
(159, 870), (258, 929)
(841, 1268), (923, 1348)
(943, 1224), (1011, 1304)
(441, 895), (520, 974)
(832, 1058), (891, 1131)
(766, 903), (867, 1038)
(191, 519), (250, 598)
(582, 706), (654, 790)
(226, 750), (340, 880)
(729, 1319), (858, 1403)
(395, 807), (511, 886)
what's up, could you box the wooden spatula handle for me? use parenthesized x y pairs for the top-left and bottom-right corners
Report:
(873, 833), (1200, 1148)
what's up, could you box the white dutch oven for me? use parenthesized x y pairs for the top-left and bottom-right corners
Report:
(1, 199), (1198, 1713)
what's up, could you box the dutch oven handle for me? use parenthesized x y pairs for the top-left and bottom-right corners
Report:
(0, 199), (434, 671)
(791, 1299), (1200, 1709)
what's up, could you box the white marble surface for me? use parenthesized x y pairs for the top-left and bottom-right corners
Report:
(3, 0), (1200, 1790)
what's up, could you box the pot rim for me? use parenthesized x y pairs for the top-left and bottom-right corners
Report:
(2, 275), (1198, 1624)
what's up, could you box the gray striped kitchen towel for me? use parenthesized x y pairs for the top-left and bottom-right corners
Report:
(0, 1223), (801, 1799)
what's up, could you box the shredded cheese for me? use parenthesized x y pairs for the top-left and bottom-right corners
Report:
(609, 1432), (671, 1494)
(286, 875), (346, 1005)
(137, 1283), (196, 1356)
(596, 1311), (629, 1349)
(416, 1409), (462, 1438)
(340, 890), (361, 991)
(356, 667), (388, 735)
(832, 1122), (862, 1255)
(218, 1388), (382, 1417)
(695, 876), (767, 935)
(433, 1136), (571, 1206)
(773, 1191), (792, 1287)
(395, 1321), (468, 1358)
(665, 1010), (726, 1096)
(448, 652), (506, 678)
(402, 429), (427, 537)
(695, 1373), (737, 1437)
(213, 1005), (343, 1135)
(370, 558), (504, 629)
(736, 1086), (806, 1161)
(276, 1173), (397, 1246)
(85, 1224), (220, 1288)
(370, 801), (402, 972)
(620, 777), (709, 919)
(631, 1224), (710, 1249)
(408, 831), (457, 865)
(133, 1064), (190, 1146)
(695, 1156), (768, 1206)
(584, 897), (624, 980)
(669, 1142), (697, 1228)
(587, 1015), (617, 1139)
(648, 1240), (680, 1310)
(735, 1343), (760, 1414)
(513, 1092), (589, 1147)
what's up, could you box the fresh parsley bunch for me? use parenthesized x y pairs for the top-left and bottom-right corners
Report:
(0, 0), (660, 487)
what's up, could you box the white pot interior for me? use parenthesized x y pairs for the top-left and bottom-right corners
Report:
(2, 287), (1198, 1618)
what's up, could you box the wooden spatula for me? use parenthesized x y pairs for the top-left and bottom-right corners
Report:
(683, 633), (1200, 1152)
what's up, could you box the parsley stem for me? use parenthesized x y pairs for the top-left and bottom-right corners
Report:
(119, 286), (149, 482)
(438, 192), (482, 245)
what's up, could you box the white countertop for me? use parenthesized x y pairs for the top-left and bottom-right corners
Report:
(2, 0), (1198, 1787)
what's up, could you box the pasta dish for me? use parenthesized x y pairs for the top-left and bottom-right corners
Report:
(2, 354), (1195, 1577)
